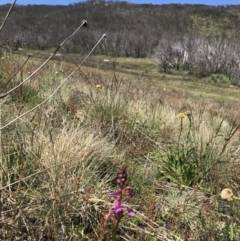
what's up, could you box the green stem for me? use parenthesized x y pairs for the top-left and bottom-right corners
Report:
(178, 119), (183, 142)
(233, 196), (240, 200)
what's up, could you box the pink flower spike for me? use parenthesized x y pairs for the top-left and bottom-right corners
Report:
(128, 192), (134, 198)
(127, 207), (135, 217)
(110, 191), (120, 198)
(114, 201), (123, 214)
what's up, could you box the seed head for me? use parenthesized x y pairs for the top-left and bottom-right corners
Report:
(184, 111), (191, 116)
(81, 20), (87, 27)
(220, 188), (233, 201)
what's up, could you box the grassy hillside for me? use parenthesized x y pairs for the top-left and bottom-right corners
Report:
(1, 1), (240, 240)
(1, 47), (240, 240)
(2, 1), (240, 85)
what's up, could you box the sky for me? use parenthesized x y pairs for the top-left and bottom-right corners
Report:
(0, 0), (240, 6)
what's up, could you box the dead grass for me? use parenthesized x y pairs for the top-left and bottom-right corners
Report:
(1, 52), (240, 240)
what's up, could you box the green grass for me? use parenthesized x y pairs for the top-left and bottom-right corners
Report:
(1, 51), (240, 240)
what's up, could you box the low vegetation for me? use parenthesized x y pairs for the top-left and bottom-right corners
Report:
(1, 1), (240, 241)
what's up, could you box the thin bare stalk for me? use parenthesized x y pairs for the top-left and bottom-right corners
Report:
(0, 54), (32, 92)
(0, 34), (106, 130)
(220, 123), (240, 155)
(0, 0), (16, 32)
(0, 20), (87, 99)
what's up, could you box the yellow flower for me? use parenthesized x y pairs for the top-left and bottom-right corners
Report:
(96, 84), (101, 88)
(177, 113), (185, 119)
(220, 188), (233, 201)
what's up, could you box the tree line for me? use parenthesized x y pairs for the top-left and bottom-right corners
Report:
(1, 1), (240, 83)
(1, 1), (240, 56)
(153, 34), (240, 84)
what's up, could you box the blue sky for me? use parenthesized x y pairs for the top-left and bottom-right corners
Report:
(0, 0), (239, 6)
